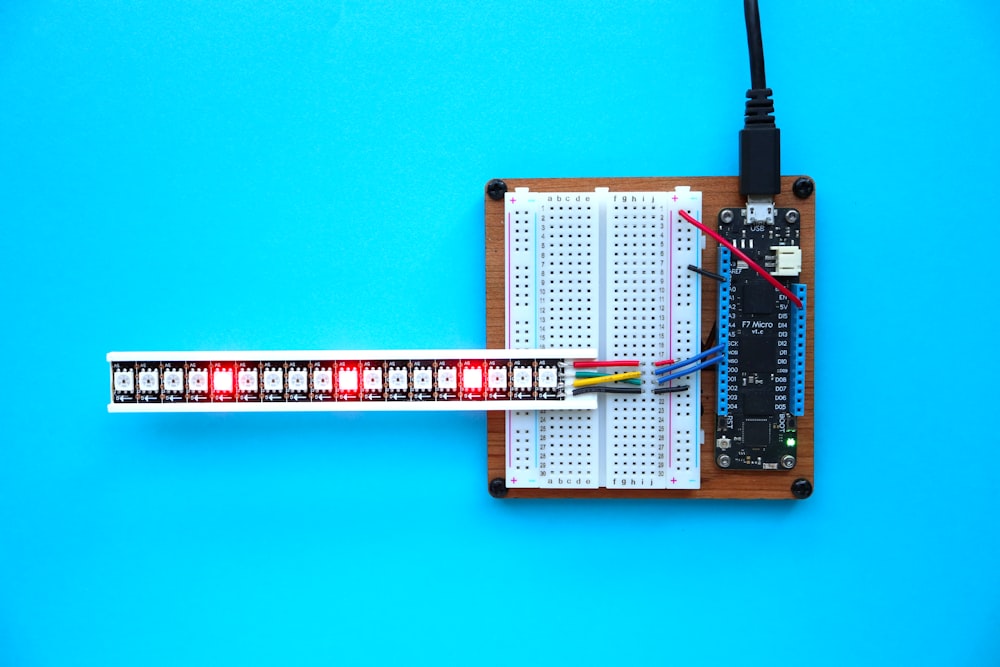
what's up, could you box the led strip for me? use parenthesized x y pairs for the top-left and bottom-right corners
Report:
(107, 349), (598, 413)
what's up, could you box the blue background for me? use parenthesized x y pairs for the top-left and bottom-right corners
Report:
(2, 1), (998, 665)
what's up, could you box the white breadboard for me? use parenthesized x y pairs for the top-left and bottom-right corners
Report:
(505, 188), (703, 489)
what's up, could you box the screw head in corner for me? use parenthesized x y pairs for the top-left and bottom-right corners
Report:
(791, 478), (813, 499)
(792, 177), (814, 199)
(489, 477), (508, 498)
(486, 179), (508, 201)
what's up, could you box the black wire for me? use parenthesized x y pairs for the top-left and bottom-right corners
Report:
(573, 386), (642, 396)
(687, 264), (725, 282)
(744, 0), (766, 89)
(704, 321), (718, 350)
(653, 385), (690, 395)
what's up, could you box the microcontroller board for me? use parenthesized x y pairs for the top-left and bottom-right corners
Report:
(715, 202), (807, 470)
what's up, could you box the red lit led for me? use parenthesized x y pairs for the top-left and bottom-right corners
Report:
(336, 361), (360, 401)
(459, 360), (485, 400)
(210, 362), (236, 402)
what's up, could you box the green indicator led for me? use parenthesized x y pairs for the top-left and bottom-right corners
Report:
(786, 437), (796, 447)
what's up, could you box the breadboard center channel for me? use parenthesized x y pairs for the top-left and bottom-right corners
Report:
(505, 187), (703, 490)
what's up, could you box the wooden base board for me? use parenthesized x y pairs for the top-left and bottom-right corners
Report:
(485, 176), (815, 499)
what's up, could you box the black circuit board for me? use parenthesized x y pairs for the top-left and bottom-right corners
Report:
(715, 204), (801, 470)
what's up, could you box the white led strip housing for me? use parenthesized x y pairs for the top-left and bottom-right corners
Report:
(108, 349), (598, 412)
(504, 188), (703, 489)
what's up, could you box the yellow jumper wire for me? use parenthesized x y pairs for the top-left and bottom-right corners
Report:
(572, 371), (642, 388)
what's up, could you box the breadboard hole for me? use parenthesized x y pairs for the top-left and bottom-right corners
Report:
(509, 208), (536, 348)
(511, 409), (535, 473)
(538, 201), (598, 349)
(606, 399), (670, 486)
(607, 203), (665, 359)
(505, 189), (702, 490)
(540, 412), (598, 484)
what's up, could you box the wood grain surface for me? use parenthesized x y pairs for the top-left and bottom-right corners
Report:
(485, 176), (815, 499)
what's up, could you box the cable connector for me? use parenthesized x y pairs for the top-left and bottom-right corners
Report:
(739, 87), (781, 197)
(746, 196), (775, 225)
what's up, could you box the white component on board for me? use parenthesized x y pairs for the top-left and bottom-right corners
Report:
(113, 369), (134, 392)
(138, 370), (159, 392)
(287, 369), (308, 392)
(313, 369), (333, 391)
(263, 369), (283, 392)
(537, 367), (558, 389)
(388, 368), (408, 391)
(363, 368), (383, 391)
(487, 367), (507, 390)
(164, 370), (184, 391)
(770, 245), (802, 276)
(412, 368), (433, 391)
(437, 367), (457, 391)
(188, 370), (208, 392)
(238, 369), (258, 391)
